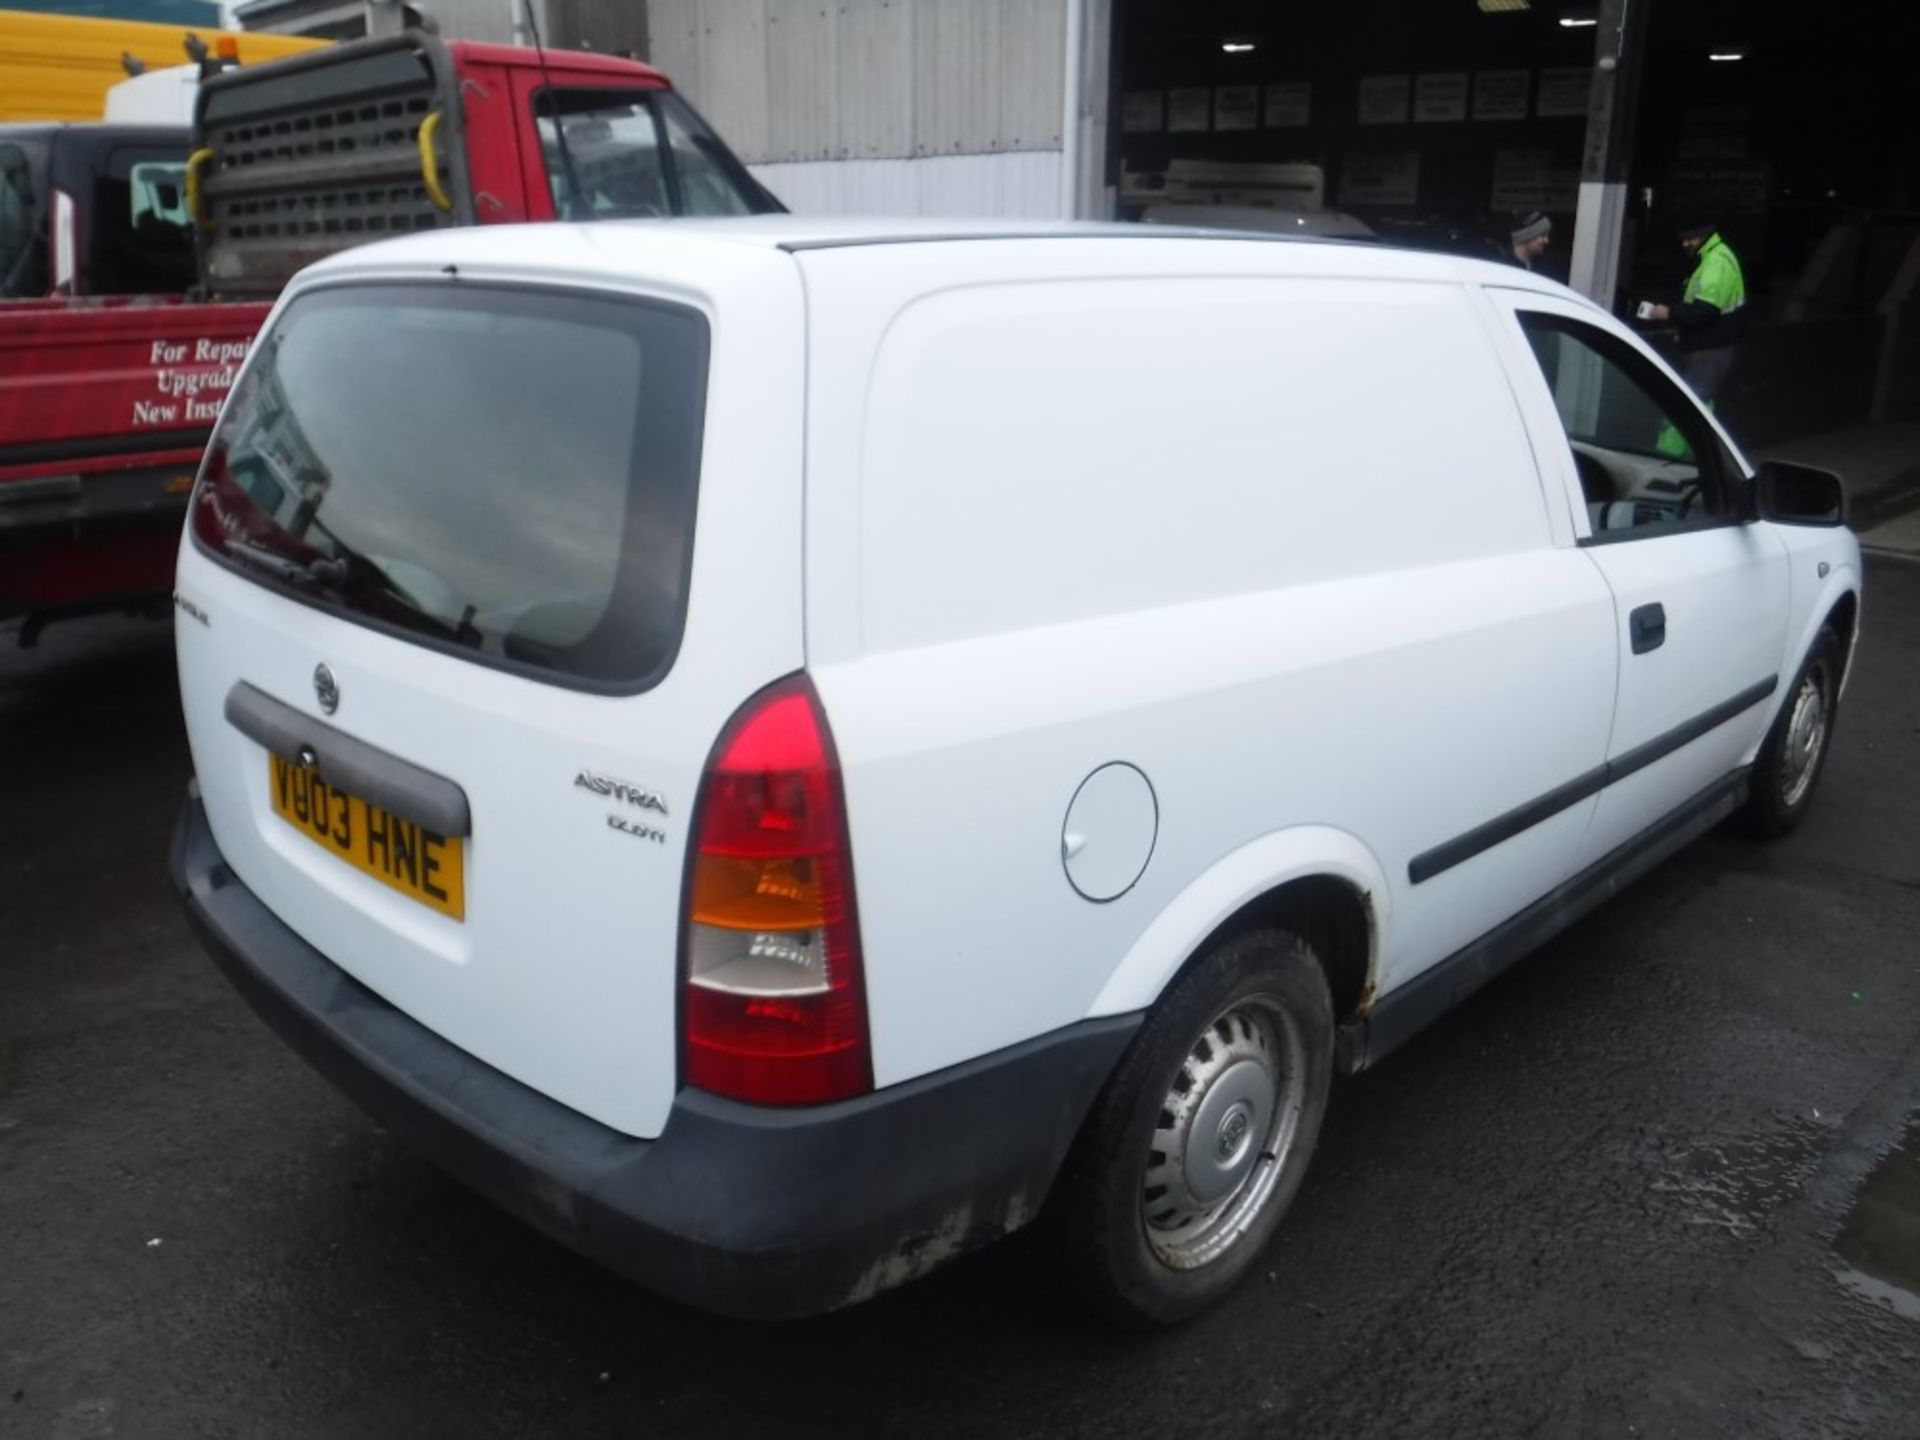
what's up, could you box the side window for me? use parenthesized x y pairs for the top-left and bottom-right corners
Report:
(1516, 312), (1734, 541)
(533, 90), (670, 220)
(0, 143), (44, 299)
(659, 95), (765, 217)
(88, 147), (195, 296)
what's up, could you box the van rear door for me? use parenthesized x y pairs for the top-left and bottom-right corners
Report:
(174, 246), (806, 1138)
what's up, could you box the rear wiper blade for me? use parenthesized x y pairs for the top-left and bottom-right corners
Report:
(229, 535), (483, 651)
(310, 545), (484, 650)
(226, 538), (323, 592)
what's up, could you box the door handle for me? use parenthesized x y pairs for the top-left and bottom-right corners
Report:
(1630, 603), (1667, 655)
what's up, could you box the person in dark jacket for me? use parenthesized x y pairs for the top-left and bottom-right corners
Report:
(1508, 210), (1552, 271)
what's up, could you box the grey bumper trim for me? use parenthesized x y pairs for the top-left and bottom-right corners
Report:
(223, 681), (471, 837)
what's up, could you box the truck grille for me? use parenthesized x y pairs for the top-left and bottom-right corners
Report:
(197, 41), (458, 298)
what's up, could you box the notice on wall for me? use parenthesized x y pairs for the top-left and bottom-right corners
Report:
(1414, 72), (1469, 123)
(1667, 159), (1771, 217)
(1264, 81), (1311, 128)
(1357, 74), (1411, 126)
(1473, 69), (1530, 121)
(1214, 85), (1259, 132)
(1676, 103), (1754, 161)
(1490, 148), (1578, 213)
(1339, 150), (1420, 207)
(1168, 87), (1211, 133)
(1121, 90), (1165, 134)
(1536, 67), (1592, 119)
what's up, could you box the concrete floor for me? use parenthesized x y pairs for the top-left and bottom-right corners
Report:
(2, 560), (1917, 1440)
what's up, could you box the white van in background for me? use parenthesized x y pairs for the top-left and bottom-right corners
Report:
(170, 218), (1860, 1325)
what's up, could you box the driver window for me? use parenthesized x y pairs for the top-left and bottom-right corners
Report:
(1517, 312), (1730, 541)
(534, 91), (669, 220)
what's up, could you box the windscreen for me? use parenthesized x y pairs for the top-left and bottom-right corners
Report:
(192, 283), (709, 690)
(534, 89), (780, 220)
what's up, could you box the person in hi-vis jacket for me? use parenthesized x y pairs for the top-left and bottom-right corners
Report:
(1642, 220), (1747, 404)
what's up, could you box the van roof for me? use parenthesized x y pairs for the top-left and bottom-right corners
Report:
(295, 214), (1583, 300)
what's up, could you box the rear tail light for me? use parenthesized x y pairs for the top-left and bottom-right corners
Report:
(682, 676), (872, 1106)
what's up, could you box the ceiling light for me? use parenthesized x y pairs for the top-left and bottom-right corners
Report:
(1559, 15), (1598, 26)
(1221, 40), (1256, 54)
(1708, 50), (1745, 61)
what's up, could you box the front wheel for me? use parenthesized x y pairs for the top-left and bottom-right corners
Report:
(1745, 624), (1843, 838)
(1047, 929), (1334, 1327)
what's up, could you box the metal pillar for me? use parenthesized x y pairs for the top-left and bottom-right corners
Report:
(1568, 0), (1651, 308)
(1062, 0), (1113, 220)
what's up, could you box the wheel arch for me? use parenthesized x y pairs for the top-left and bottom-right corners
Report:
(1749, 568), (1861, 764)
(1088, 826), (1388, 1025)
(1824, 584), (1860, 690)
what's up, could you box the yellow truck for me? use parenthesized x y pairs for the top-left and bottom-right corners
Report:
(0, 8), (322, 122)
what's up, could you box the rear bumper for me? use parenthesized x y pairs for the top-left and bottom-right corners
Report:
(0, 465), (192, 621)
(0, 463), (194, 537)
(170, 787), (1136, 1319)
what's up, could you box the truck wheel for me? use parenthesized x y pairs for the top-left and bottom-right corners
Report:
(1049, 928), (1334, 1327)
(1745, 625), (1842, 839)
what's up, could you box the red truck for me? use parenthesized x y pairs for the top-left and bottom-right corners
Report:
(0, 30), (778, 643)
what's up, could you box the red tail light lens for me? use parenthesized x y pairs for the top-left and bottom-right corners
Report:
(683, 676), (871, 1106)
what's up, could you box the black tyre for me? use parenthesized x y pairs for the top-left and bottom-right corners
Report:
(1745, 625), (1843, 839)
(1047, 928), (1334, 1327)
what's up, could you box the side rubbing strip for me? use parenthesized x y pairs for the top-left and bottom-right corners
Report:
(224, 682), (471, 837)
(1605, 677), (1779, 785)
(1408, 675), (1778, 885)
(1408, 763), (1608, 885)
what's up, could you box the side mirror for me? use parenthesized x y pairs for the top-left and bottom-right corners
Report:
(1754, 459), (1846, 527)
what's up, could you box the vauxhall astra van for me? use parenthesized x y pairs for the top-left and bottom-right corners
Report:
(171, 218), (1859, 1324)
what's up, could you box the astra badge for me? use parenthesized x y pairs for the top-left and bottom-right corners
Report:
(574, 769), (668, 815)
(313, 663), (339, 715)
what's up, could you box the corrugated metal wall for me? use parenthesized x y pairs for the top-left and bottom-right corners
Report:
(649, 0), (1073, 219)
(432, 0), (644, 48)
(551, 0), (648, 54)
(751, 151), (1065, 217)
(417, 0), (517, 45)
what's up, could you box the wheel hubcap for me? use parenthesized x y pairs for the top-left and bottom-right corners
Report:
(1141, 998), (1306, 1271)
(1781, 663), (1830, 808)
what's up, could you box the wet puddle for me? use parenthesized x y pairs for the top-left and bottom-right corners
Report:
(1652, 1121), (1830, 1236)
(1832, 1114), (1920, 1322)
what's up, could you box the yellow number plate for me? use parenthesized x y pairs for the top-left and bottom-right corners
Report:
(268, 754), (466, 920)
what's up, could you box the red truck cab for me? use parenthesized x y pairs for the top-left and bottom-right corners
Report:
(1, 32), (777, 639)
(194, 34), (779, 298)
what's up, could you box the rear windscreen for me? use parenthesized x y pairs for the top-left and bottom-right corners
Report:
(193, 283), (709, 690)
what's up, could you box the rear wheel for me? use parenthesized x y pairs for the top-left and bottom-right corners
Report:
(1049, 928), (1334, 1326)
(1745, 625), (1842, 838)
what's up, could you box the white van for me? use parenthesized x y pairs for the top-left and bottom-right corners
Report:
(171, 218), (1861, 1325)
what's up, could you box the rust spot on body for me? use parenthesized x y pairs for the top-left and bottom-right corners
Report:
(1354, 889), (1380, 1017)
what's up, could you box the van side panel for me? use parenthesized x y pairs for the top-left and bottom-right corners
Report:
(855, 276), (1553, 650)
(801, 244), (1619, 1090)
